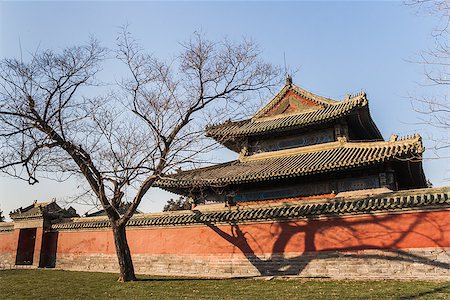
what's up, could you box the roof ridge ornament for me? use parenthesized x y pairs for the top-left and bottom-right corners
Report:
(238, 146), (248, 161)
(389, 134), (398, 142)
(286, 74), (293, 86)
(396, 133), (422, 141)
(337, 136), (347, 144)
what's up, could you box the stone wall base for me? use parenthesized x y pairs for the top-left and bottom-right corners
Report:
(0, 252), (15, 269)
(55, 248), (450, 280)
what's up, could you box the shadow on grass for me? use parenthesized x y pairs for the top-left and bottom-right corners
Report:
(136, 277), (218, 282)
(135, 275), (269, 281)
(399, 284), (450, 300)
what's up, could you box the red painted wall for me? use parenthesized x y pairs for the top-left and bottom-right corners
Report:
(0, 230), (19, 264)
(0, 230), (18, 255)
(56, 210), (450, 256)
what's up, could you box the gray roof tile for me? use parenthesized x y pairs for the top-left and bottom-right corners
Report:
(156, 135), (423, 189)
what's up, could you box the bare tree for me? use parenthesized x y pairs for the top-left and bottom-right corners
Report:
(0, 30), (280, 281)
(406, 0), (449, 155)
(163, 197), (192, 212)
(0, 210), (4, 222)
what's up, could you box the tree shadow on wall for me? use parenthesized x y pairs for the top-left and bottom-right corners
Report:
(192, 210), (450, 277)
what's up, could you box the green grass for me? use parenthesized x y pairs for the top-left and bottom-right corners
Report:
(0, 269), (449, 300)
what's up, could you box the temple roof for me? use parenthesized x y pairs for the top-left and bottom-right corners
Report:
(10, 200), (78, 221)
(253, 79), (339, 118)
(155, 135), (425, 191)
(206, 81), (381, 146)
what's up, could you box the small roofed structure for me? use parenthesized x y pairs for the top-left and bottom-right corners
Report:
(10, 199), (79, 221)
(155, 79), (427, 205)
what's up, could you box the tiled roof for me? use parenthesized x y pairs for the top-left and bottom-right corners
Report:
(0, 223), (13, 232)
(51, 187), (450, 230)
(253, 82), (339, 118)
(206, 85), (367, 139)
(10, 201), (78, 220)
(155, 135), (423, 189)
(10, 202), (51, 220)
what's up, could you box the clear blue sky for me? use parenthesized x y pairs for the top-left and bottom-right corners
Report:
(0, 1), (448, 219)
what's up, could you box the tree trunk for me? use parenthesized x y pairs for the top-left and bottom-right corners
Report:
(112, 223), (136, 282)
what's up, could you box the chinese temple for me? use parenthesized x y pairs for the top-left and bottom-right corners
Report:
(0, 78), (448, 280)
(156, 77), (427, 204)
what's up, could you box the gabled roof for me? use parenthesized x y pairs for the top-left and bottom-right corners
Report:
(205, 81), (380, 146)
(155, 135), (425, 191)
(252, 79), (338, 119)
(206, 94), (366, 137)
(10, 200), (78, 221)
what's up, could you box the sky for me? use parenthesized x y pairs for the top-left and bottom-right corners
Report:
(0, 1), (448, 220)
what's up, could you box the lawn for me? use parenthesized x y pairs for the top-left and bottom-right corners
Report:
(0, 269), (449, 300)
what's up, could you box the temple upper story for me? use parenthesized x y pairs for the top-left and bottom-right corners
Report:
(205, 77), (382, 154)
(155, 78), (427, 204)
